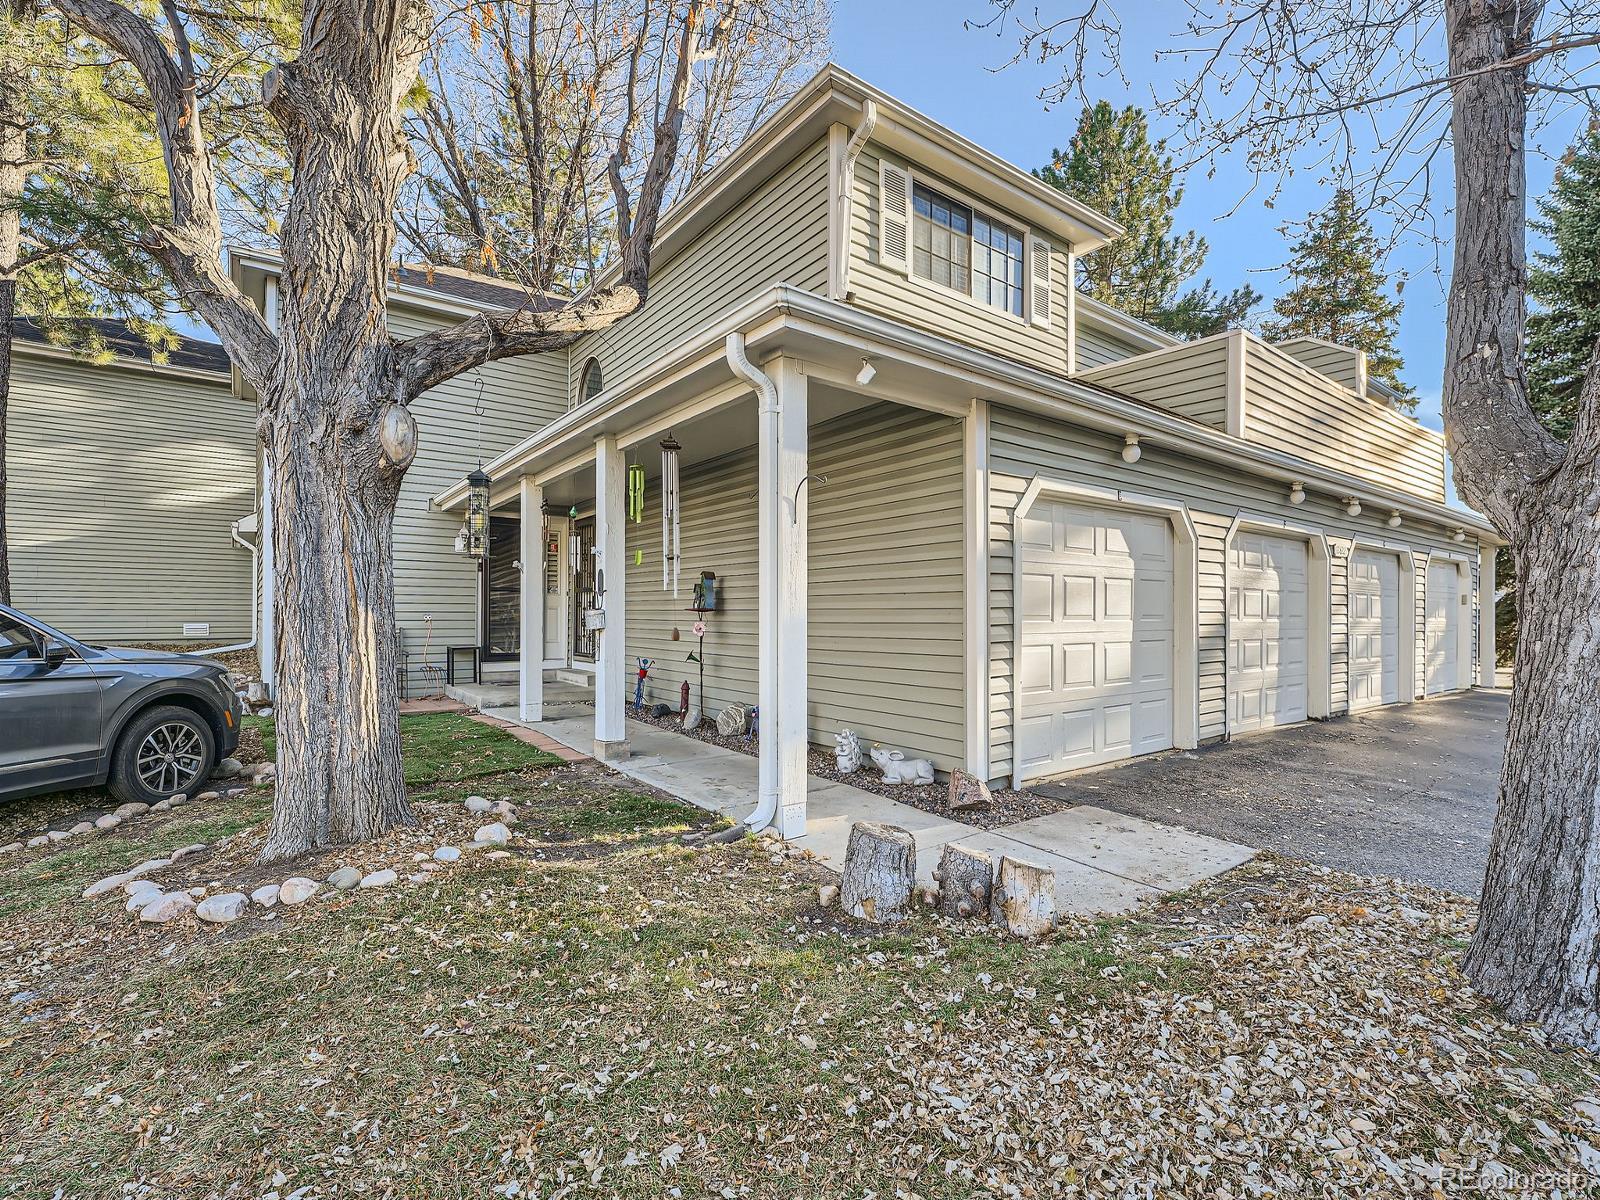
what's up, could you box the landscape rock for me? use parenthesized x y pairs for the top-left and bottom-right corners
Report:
(473, 822), (511, 846)
(196, 893), (248, 924)
(26, 835), (49, 848)
(169, 843), (207, 862)
(0, 842), (22, 855)
(84, 873), (131, 899)
(168, 793), (188, 805)
(433, 846), (461, 862)
(69, 822), (94, 835)
(326, 866), (362, 891)
(279, 877), (320, 906)
(716, 703), (752, 737)
(493, 800), (518, 817)
(139, 892), (195, 923)
(818, 884), (839, 908)
(214, 758), (243, 779)
(123, 858), (170, 881)
(407, 873), (428, 884)
(682, 706), (702, 732)
(946, 769), (992, 813)
(113, 802), (149, 819)
(46, 830), (72, 843)
(125, 887), (163, 914)
(93, 815), (121, 831)
(151, 799), (173, 812)
(359, 869), (397, 888)
(123, 878), (162, 896)
(464, 795), (493, 814)
(195, 791), (220, 802)
(251, 884), (281, 908)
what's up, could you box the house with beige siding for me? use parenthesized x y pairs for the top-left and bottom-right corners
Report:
(418, 64), (1500, 839)
(11, 63), (1498, 845)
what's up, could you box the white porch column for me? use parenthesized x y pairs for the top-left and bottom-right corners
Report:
(593, 434), (630, 760)
(760, 357), (808, 838)
(518, 477), (545, 722)
(1479, 544), (1497, 687)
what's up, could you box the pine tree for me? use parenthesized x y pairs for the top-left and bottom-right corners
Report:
(1036, 102), (1257, 337)
(1526, 117), (1600, 442)
(1263, 188), (1415, 409)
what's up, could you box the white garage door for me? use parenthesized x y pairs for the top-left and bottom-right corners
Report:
(1017, 500), (1175, 779)
(1426, 561), (1461, 695)
(1228, 532), (1309, 734)
(1348, 550), (1401, 710)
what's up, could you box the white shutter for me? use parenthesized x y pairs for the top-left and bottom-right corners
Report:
(878, 159), (911, 273)
(1029, 235), (1053, 326)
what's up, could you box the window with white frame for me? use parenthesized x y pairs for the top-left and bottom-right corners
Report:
(910, 181), (1024, 317)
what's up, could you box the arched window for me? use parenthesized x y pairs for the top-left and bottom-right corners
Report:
(580, 357), (603, 403)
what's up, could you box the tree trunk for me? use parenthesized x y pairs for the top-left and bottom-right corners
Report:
(1440, 0), (1600, 1045)
(255, 4), (428, 863)
(1462, 504), (1600, 1043)
(0, 276), (13, 607)
(840, 821), (915, 922)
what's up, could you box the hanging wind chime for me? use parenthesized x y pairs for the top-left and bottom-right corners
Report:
(660, 433), (682, 597)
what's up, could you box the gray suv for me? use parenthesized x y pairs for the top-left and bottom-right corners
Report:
(0, 602), (242, 804)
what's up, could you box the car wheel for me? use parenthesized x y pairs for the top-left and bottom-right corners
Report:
(109, 705), (217, 804)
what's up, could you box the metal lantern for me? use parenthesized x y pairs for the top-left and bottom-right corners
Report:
(465, 466), (491, 558)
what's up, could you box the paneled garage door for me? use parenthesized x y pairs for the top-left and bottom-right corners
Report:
(1017, 500), (1175, 779)
(1227, 532), (1309, 734)
(1426, 561), (1461, 695)
(1348, 550), (1401, 710)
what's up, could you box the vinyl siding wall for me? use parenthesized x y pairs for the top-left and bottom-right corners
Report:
(8, 350), (255, 643)
(1243, 338), (1445, 503)
(985, 403), (1482, 781)
(1075, 321), (1153, 371)
(388, 304), (569, 692)
(1275, 338), (1364, 392)
(566, 139), (831, 407)
(1078, 336), (1232, 429)
(850, 145), (1072, 375)
(624, 402), (966, 771)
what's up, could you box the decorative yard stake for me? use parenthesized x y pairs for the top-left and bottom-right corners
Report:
(660, 433), (681, 596)
(634, 658), (653, 712)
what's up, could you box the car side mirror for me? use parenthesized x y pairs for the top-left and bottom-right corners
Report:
(43, 641), (70, 671)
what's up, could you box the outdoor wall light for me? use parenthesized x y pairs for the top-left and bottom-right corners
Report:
(465, 465), (492, 559)
(1121, 434), (1142, 464)
(1345, 497), (1363, 517)
(855, 357), (877, 387)
(1288, 482), (1306, 505)
(1388, 511), (1403, 529)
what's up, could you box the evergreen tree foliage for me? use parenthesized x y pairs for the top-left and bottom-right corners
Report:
(1526, 117), (1600, 442)
(1262, 187), (1415, 409)
(1036, 101), (1258, 338)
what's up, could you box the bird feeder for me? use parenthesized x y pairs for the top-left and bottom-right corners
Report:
(465, 466), (491, 559)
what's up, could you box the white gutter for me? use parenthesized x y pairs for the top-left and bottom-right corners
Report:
(724, 331), (780, 833)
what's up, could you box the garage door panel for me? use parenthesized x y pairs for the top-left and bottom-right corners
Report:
(1228, 532), (1310, 735)
(1426, 561), (1461, 695)
(1018, 500), (1177, 779)
(1349, 550), (1401, 710)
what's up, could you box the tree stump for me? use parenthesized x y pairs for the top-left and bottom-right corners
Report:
(932, 842), (993, 920)
(840, 822), (915, 922)
(990, 856), (1056, 937)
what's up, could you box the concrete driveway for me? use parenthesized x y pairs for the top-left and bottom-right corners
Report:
(1031, 691), (1508, 897)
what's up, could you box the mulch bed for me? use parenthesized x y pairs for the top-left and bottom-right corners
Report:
(625, 705), (1069, 830)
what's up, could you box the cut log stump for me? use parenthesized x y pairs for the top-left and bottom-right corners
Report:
(932, 842), (993, 920)
(840, 821), (915, 923)
(990, 856), (1056, 937)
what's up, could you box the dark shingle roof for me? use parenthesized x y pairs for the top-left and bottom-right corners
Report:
(388, 264), (541, 309)
(13, 316), (231, 375)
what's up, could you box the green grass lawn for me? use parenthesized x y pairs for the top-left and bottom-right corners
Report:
(245, 712), (560, 785)
(3, 716), (1598, 1198)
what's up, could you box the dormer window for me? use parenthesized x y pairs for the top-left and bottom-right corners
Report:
(911, 182), (1024, 317)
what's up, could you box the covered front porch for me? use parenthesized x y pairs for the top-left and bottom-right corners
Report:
(441, 314), (989, 841)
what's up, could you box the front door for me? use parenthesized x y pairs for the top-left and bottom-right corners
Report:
(0, 613), (105, 796)
(571, 518), (598, 662)
(542, 517), (569, 667)
(481, 515), (520, 661)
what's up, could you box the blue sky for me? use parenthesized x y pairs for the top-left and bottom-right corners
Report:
(833, 1), (1588, 443)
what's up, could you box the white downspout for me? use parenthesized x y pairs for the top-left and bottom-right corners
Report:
(190, 517), (260, 657)
(830, 99), (878, 301)
(726, 331), (779, 831)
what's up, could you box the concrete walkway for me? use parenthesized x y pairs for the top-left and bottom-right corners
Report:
(483, 706), (1255, 915)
